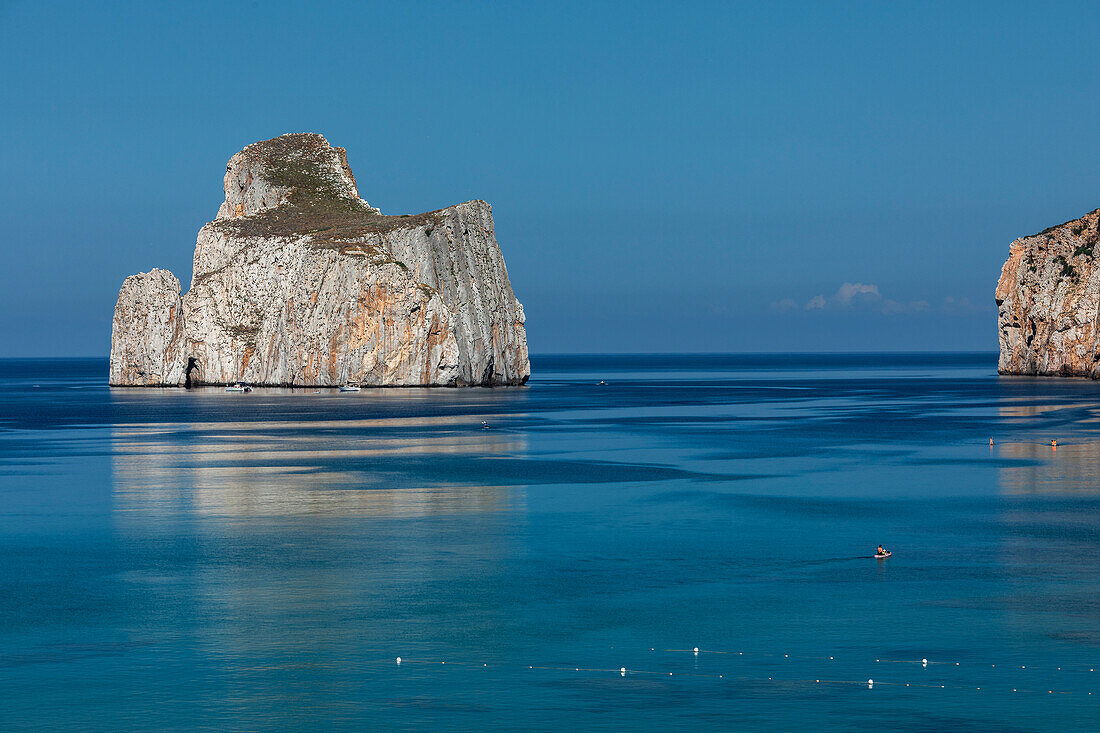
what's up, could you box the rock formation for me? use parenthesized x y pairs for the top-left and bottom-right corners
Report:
(110, 133), (529, 387)
(996, 208), (1100, 377)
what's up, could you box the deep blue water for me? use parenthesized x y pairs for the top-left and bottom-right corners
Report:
(2, 353), (1100, 731)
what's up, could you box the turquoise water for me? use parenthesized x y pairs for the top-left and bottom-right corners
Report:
(2, 354), (1100, 730)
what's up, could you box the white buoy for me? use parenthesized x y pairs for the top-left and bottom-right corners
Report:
(620, 667), (626, 676)
(693, 647), (699, 654)
(867, 679), (874, 688)
(396, 657), (402, 664)
(922, 658), (928, 666)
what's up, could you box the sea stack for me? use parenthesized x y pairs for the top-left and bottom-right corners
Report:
(109, 133), (529, 387)
(996, 208), (1100, 377)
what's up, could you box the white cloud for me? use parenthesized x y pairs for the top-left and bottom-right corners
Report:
(835, 282), (881, 305)
(804, 282), (880, 310)
(776, 282), (951, 316)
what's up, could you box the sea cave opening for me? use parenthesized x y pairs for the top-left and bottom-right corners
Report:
(184, 358), (201, 389)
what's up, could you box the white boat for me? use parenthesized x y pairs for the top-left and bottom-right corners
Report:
(339, 380), (361, 392)
(226, 381), (252, 392)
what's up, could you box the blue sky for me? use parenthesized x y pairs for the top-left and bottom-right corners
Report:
(3, 1), (1099, 356)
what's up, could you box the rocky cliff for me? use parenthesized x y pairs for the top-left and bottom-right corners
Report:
(996, 208), (1100, 377)
(110, 134), (529, 387)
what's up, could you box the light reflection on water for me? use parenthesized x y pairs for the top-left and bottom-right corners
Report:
(997, 397), (1100, 494)
(111, 418), (528, 519)
(998, 440), (1100, 495)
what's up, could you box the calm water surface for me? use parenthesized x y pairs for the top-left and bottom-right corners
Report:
(2, 354), (1100, 731)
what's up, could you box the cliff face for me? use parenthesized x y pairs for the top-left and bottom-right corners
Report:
(110, 133), (529, 387)
(996, 208), (1100, 377)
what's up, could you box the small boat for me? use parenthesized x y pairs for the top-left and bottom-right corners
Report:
(874, 551), (892, 559)
(339, 380), (361, 392)
(226, 381), (252, 393)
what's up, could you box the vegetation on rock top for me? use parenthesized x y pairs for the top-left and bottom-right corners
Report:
(1034, 208), (1100, 238)
(210, 133), (443, 245)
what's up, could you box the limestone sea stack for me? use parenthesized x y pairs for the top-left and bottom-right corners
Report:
(996, 208), (1100, 377)
(109, 134), (529, 387)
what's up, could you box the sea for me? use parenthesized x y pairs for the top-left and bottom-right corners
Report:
(1, 353), (1099, 731)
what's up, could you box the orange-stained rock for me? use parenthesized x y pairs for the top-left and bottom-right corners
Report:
(996, 208), (1100, 377)
(109, 268), (185, 385)
(109, 134), (528, 387)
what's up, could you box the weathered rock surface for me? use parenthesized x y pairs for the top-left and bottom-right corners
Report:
(110, 269), (185, 386)
(110, 133), (529, 387)
(996, 208), (1100, 377)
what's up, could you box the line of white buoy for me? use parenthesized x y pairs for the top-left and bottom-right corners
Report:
(388, 657), (1090, 696)
(663, 648), (1099, 673)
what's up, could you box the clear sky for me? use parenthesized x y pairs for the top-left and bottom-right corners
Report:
(3, 1), (1099, 356)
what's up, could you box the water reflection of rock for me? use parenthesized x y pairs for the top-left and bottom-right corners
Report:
(994, 412), (1100, 647)
(997, 436), (1100, 496)
(111, 416), (527, 519)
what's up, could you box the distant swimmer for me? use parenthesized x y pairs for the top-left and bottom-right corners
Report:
(482, 421), (490, 429)
(1051, 439), (1058, 448)
(989, 437), (994, 446)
